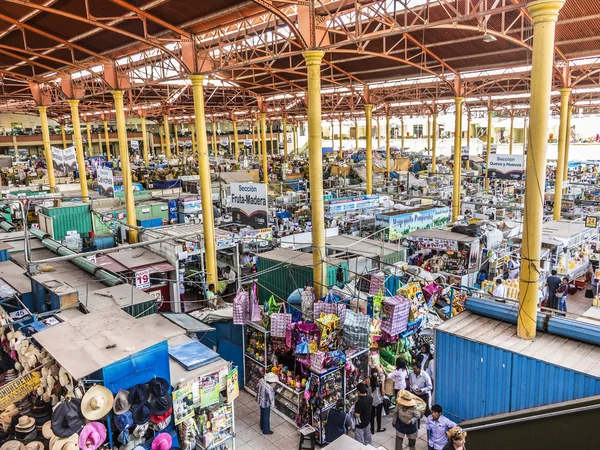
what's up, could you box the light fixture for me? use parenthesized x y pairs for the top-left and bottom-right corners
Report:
(483, 33), (497, 43)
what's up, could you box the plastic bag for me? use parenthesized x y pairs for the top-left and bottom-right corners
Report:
(295, 337), (310, 354)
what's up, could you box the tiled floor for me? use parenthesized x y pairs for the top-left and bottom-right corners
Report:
(234, 390), (430, 449)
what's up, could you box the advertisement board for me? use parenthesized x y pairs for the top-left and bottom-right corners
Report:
(487, 154), (524, 180)
(231, 183), (268, 229)
(51, 146), (77, 173)
(451, 145), (470, 161)
(375, 206), (451, 241)
(97, 168), (114, 197)
(325, 195), (380, 214)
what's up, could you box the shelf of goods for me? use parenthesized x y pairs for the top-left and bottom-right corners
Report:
(243, 322), (272, 394)
(343, 349), (369, 409)
(197, 404), (234, 450)
(273, 380), (301, 425)
(307, 367), (344, 445)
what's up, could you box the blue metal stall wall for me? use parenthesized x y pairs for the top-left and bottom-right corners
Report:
(436, 330), (600, 423)
(198, 320), (244, 388)
(0, 249), (8, 262)
(101, 341), (170, 393)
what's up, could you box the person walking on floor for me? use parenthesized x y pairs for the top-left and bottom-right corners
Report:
(426, 405), (456, 450)
(546, 269), (562, 309)
(387, 358), (408, 398)
(353, 383), (373, 445)
(257, 373), (277, 435)
(393, 390), (422, 450)
(369, 368), (386, 435)
(325, 399), (352, 444)
(410, 363), (433, 417)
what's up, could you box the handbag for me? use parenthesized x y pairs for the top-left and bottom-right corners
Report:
(301, 287), (315, 320)
(369, 272), (385, 295)
(232, 288), (249, 325)
(250, 283), (262, 322)
(343, 310), (370, 349)
(271, 305), (292, 338)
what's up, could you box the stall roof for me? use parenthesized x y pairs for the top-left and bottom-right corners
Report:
(107, 249), (171, 271)
(95, 254), (128, 273)
(13, 249), (95, 289)
(215, 171), (254, 184)
(325, 235), (400, 258)
(258, 248), (345, 266)
(0, 242), (13, 251)
(34, 306), (165, 381)
(437, 311), (600, 379)
(542, 220), (593, 240)
(407, 229), (479, 243)
(375, 206), (439, 218)
(0, 260), (31, 295)
(142, 224), (236, 243)
(137, 314), (187, 340)
(78, 284), (157, 312)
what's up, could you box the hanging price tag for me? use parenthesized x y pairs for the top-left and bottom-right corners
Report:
(135, 269), (151, 290)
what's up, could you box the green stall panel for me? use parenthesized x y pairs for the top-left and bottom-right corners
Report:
(92, 208), (125, 235)
(382, 249), (407, 266)
(122, 300), (158, 318)
(115, 190), (153, 201)
(149, 202), (169, 224)
(39, 203), (93, 241)
(257, 248), (348, 303)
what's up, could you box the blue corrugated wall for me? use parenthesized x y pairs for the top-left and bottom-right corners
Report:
(436, 331), (600, 423)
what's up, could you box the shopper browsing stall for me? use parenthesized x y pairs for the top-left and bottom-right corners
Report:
(324, 399), (352, 444)
(369, 368), (386, 435)
(387, 358), (408, 397)
(492, 278), (507, 298)
(257, 373), (277, 435)
(392, 390), (422, 450)
(353, 383), (373, 445)
(410, 363), (432, 417)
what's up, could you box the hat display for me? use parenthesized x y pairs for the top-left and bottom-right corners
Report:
(81, 385), (114, 421)
(113, 390), (130, 415)
(131, 404), (151, 426)
(114, 411), (133, 432)
(52, 434), (78, 450)
(0, 441), (26, 450)
(150, 407), (172, 424)
(151, 433), (172, 450)
(264, 373), (278, 383)
(42, 421), (54, 440)
(15, 416), (35, 433)
(58, 368), (73, 393)
(51, 398), (85, 438)
(396, 390), (417, 407)
(132, 423), (149, 439)
(149, 395), (172, 416)
(25, 442), (44, 450)
(128, 385), (149, 408)
(151, 415), (171, 432)
(148, 378), (169, 397)
(78, 422), (107, 450)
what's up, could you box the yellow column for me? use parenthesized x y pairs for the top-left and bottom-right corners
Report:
(269, 122), (274, 155)
(563, 105), (573, 181)
(385, 115), (391, 179)
(38, 106), (56, 192)
(282, 118), (288, 160)
(431, 113), (438, 174)
(553, 88), (571, 221)
(452, 97), (464, 221)
(211, 121), (217, 156)
(339, 119), (343, 159)
(401, 118), (405, 152)
(67, 99), (89, 203)
(365, 104), (374, 195)
(485, 108), (493, 190)
(112, 91), (137, 243)
(293, 123), (298, 157)
(159, 128), (165, 157)
(304, 50), (327, 299)
(427, 116), (431, 155)
(86, 122), (92, 156)
(518, 0), (565, 340)
(354, 120), (359, 151)
(257, 118), (262, 158)
(141, 116), (149, 166)
(174, 122), (180, 156)
(251, 120), (256, 157)
(60, 124), (67, 148)
(466, 112), (471, 170)
(103, 120), (111, 161)
(376, 117), (381, 149)
(523, 116), (528, 154)
(190, 123), (197, 163)
(190, 75), (217, 286)
(260, 113), (268, 185)
(163, 115), (171, 159)
(509, 116), (515, 155)
(233, 120), (239, 162)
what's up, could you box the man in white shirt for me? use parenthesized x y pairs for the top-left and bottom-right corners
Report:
(492, 278), (507, 299)
(507, 255), (520, 279)
(410, 363), (433, 417)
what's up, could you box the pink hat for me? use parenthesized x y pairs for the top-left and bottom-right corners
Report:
(78, 422), (107, 450)
(151, 433), (172, 450)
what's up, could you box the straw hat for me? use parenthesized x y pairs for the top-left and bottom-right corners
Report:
(0, 441), (26, 450)
(264, 373), (278, 383)
(25, 442), (44, 450)
(15, 416), (35, 432)
(396, 390), (417, 407)
(52, 434), (78, 450)
(58, 368), (73, 392)
(81, 386), (114, 421)
(42, 421), (55, 440)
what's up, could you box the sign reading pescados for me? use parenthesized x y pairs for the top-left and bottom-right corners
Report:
(230, 182), (268, 229)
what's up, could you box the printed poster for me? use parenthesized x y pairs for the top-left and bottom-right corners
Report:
(97, 168), (114, 197)
(0, 372), (41, 411)
(226, 368), (239, 404)
(172, 386), (195, 425)
(230, 182), (268, 229)
(200, 372), (220, 408)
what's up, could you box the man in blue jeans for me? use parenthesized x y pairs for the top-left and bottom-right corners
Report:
(257, 372), (278, 435)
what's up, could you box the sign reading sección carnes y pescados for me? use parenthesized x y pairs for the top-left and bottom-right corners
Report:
(231, 182), (268, 229)
(488, 154), (524, 180)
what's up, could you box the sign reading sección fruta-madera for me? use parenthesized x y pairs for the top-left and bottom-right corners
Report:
(230, 182), (268, 229)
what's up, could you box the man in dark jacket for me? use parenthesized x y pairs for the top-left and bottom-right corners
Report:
(325, 399), (351, 444)
(546, 270), (561, 309)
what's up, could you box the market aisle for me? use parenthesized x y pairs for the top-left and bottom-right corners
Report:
(234, 390), (430, 449)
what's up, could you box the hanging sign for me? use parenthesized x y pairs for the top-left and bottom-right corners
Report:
(172, 386), (194, 425)
(130, 141), (139, 150)
(488, 155), (524, 180)
(585, 216), (599, 228)
(231, 182), (268, 229)
(50, 146), (77, 173)
(200, 372), (220, 408)
(97, 168), (114, 197)
(135, 269), (151, 290)
(0, 372), (41, 411)
(226, 367), (239, 404)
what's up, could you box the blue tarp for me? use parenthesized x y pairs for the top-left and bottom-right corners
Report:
(169, 340), (221, 370)
(322, 147), (334, 155)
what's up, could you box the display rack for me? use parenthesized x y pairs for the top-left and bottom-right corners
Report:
(273, 380), (301, 425)
(342, 348), (369, 412)
(197, 403), (234, 450)
(308, 367), (344, 445)
(243, 322), (272, 394)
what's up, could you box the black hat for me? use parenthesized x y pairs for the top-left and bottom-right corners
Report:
(132, 403), (151, 425)
(128, 384), (149, 408)
(150, 395), (173, 416)
(148, 378), (169, 397)
(50, 399), (85, 438)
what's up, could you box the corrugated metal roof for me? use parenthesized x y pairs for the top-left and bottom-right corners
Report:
(325, 234), (400, 257)
(438, 311), (600, 378)
(258, 247), (345, 266)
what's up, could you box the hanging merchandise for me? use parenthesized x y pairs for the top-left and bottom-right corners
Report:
(315, 313), (341, 351)
(342, 310), (370, 349)
(301, 287), (315, 320)
(232, 288), (250, 325)
(249, 283), (262, 323)
(380, 296), (411, 336)
(270, 305), (292, 338)
(51, 398), (85, 438)
(81, 385), (114, 421)
(369, 272), (385, 295)
(79, 422), (107, 450)
(314, 291), (347, 323)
